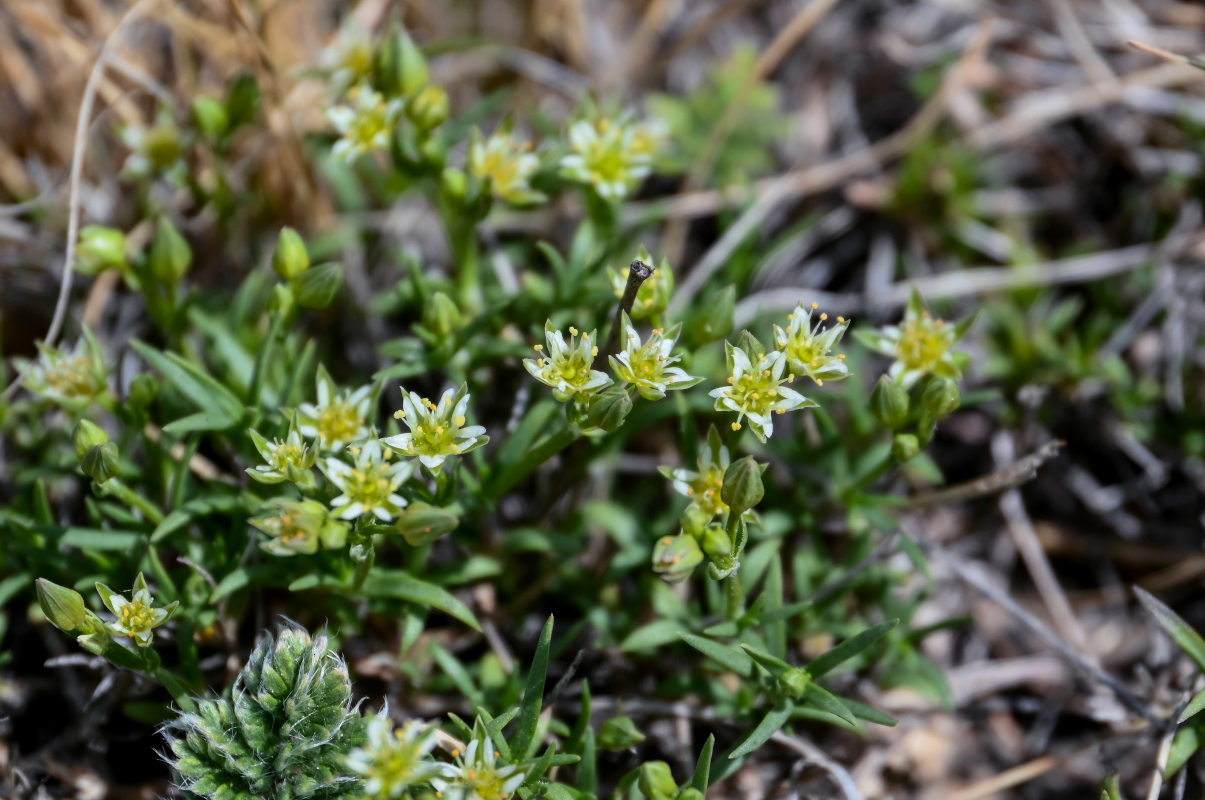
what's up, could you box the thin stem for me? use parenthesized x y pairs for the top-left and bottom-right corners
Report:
(105, 479), (165, 525)
(724, 510), (745, 620)
(607, 259), (654, 356)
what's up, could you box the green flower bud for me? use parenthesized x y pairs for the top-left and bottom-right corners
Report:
(892, 433), (920, 463)
(687, 285), (735, 345)
(780, 667), (810, 698)
(191, 96), (229, 139)
(422, 291), (462, 340)
(396, 502), (459, 547)
(77, 633), (108, 655)
(870, 374), (910, 429)
(651, 534), (703, 584)
(73, 419), (110, 460)
(36, 578), (87, 632)
(272, 227), (310, 280)
(441, 166), (467, 201)
(916, 410), (937, 447)
(598, 716), (646, 750)
(76, 226), (127, 275)
(735, 329), (766, 362)
(82, 442), (120, 484)
(148, 217), (192, 284)
(679, 505), (710, 539)
(581, 385), (633, 434)
(721, 456), (766, 516)
(637, 761), (679, 800)
(408, 85), (449, 131)
(700, 522), (732, 561)
(375, 26), (428, 96)
(921, 376), (961, 418)
(268, 283), (294, 317)
(678, 790), (705, 800)
(128, 372), (159, 408)
(292, 262), (344, 309)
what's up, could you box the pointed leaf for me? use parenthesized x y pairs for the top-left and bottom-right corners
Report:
(512, 615), (554, 759)
(729, 699), (792, 759)
(360, 570), (481, 631)
(1136, 587), (1205, 672)
(689, 734), (715, 791)
(680, 633), (752, 676)
(805, 620), (899, 679)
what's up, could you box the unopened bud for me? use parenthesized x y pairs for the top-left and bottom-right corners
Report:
(375, 26), (428, 96)
(891, 433), (920, 463)
(148, 217), (192, 284)
(423, 291), (462, 339)
(735, 329), (766, 362)
(36, 579), (87, 632)
(73, 420), (110, 460)
(82, 442), (120, 484)
(651, 534), (703, 584)
(700, 523), (732, 561)
(780, 667), (810, 698)
(598, 716), (646, 750)
(272, 227), (310, 280)
(128, 373), (159, 408)
(408, 85), (449, 131)
(293, 262), (344, 309)
(396, 502), (459, 547)
(76, 226), (127, 275)
(721, 456), (766, 516)
(679, 505), (710, 538)
(582, 386), (633, 434)
(441, 166), (467, 201)
(637, 761), (679, 800)
(870, 375), (909, 429)
(921, 377), (961, 418)
(268, 283), (295, 316)
(192, 96), (228, 139)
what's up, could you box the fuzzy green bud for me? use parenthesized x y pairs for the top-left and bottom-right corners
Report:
(688, 285), (735, 345)
(422, 291), (462, 340)
(293, 262), (344, 309)
(721, 456), (766, 516)
(192, 96), (229, 139)
(73, 419), (110, 460)
(870, 375), (909, 429)
(581, 385), (633, 434)
(272, 227), (310, 280)
(780, 667), (810, 698)
(396, 502), (459, 547)
(76, 226), (127, 275)
(82, 442), (120, 484)
(651, 534), (704, 583)
(148, 217), (192, 284)
(408, 85), (449, 131)
(128, 372), (159, 408)
(598, 716), (646, 750)
(892, 433), (920, 463)
(36, 578), (88, 632)
(637, 761), (679, 800)
(921, 377), (961, 418)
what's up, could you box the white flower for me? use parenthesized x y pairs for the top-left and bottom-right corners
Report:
(328, 86), (402, 163)
(659, 426), (732, 519)
(772, 302), (851, 386)
(523, 322), (612, 402)
(431, 720), (526, 800)
(95, 573), (177, 647)
(609, 314), (700, 401)
(323, 438), (412, 521)
(382, 384), (488, 473)
(469, 130), (545, 205)
(246, 417), (317, 487)
(297, 365), (374, 452)
(709, 342), (816, 442)
(559, 116), (652, 201)
(345, 712), (449, 797)
(17, 330), (107, 408)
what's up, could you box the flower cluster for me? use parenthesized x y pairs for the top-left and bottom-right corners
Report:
(18, 331), (108, 409)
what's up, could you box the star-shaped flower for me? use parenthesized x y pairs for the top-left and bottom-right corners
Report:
(560, 116), (652, 201)
(609, 314), (700, 401)
(857, 289), (972, 388)
(328, 86), (402, 163)
(382, 384), (488, 473)
(523, 322), (612, 402)
(323, 438), (412, 522)
(469, 130), (545, 205)
(345, 712), (449, 797)
(297, 365), (374, 452)
(247, 416), (317, 488)
(772, 302), (851, 386)
(709, 340), (816, 442)
(659, 426), (732, 519)
(17, 329), (107, 409)
(431, 719), (526, 800)
(95, 573), (178, 647)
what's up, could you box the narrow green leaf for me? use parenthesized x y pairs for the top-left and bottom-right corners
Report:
(578, 726), (597, 796)
(729, 699), (792, 759)
(680, 632), (752, 676)
(1166, 721), (1205, 778)
(805, 620), (899, 679)
(513, 615), (554, 759)
(1136, 587), (1205, 672)
(162, 410), (241, 434)
(61, 528), (142, 551)
(361, 570), (481, 631)
(839, 697), (897, 727)
(1100, 772), (1124, 800)
(131, 341), (244, 421)
(800, 682), (860, 731)
(430, 641), (484, 709)
(540, 784), (578, 800)
(1181, 686), (1205, 723)
(689, 734), (715, 791)
(620, 619), (687, 652)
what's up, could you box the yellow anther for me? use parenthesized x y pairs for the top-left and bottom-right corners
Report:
(819, 313), (828, 321)
(393, 409), (404, 419)
(534, 343), (543, 351)
(811, 302), (819, 309)
(731, 422), (741, 431)
(455, 415), (466, 426)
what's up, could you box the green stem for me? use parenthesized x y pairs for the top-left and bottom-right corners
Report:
(725, 574), (744, 622)
(247, 309), (285, 406)
(105, 479), (166, 525)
